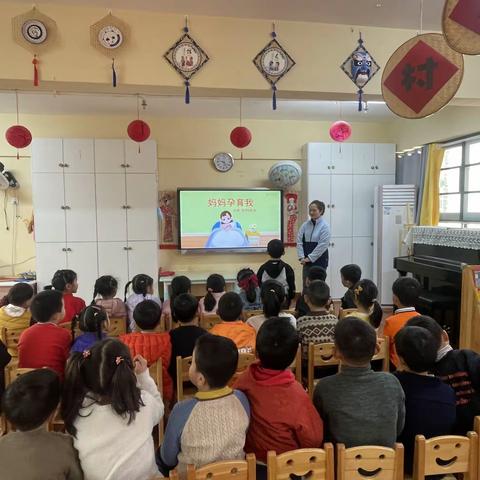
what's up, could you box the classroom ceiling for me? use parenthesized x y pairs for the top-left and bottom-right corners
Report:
(6, 0), (442, 31)
(0, 92), (395, 121)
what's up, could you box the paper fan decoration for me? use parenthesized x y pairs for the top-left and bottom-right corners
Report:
(253, 24), (295, 110)
(382, 33), (464, 119)
(91, 13), (129, 87)
(443, 0), (480, 55)
(12, 7), (57, 86)
(341, 33), (380, 111)
(164, 18), (209, 104)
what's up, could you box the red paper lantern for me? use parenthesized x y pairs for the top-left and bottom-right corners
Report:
(329, 121), (352, 142)
(230, 126), (252, 149)
(5, 125), (32, 149)
(127, 120), (151, 143)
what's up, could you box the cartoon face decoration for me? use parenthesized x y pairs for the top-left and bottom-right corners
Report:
(22, 19), (48, 44)
(351, 51), (372, 88)
(98, 25), (123, 49)
(220, 212), (233, 224)
(428, 439), (468, 473)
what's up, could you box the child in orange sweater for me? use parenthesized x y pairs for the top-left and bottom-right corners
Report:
(120, 300), (173, 402)
(209, 292), (256, 353)
(382, 277), (421, 368)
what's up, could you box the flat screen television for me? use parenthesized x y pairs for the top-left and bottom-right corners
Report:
(177, 188), (283, 252)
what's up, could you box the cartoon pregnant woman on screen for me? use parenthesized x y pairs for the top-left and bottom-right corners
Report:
(205, 210), (248, 248)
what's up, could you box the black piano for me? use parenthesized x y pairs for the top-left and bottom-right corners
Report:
(394, 243), (480, 347)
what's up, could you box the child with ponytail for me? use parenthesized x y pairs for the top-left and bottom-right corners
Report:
(71, 305), (108, 353)
(49, 270), (86, 325)
(124, 274), (161, 331)
(247, 280), (296, 333)
(351, 279), (384, 329)
(162, 275), (192, 323)
(92, 275), (127, 319)
(61, 338), (164, 480)
(236, 268), (262, 311)
(199, 274), (226, 316)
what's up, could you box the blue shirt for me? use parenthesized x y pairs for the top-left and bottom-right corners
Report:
(296, 217), (331, 263)
(71, 332), (106, 353)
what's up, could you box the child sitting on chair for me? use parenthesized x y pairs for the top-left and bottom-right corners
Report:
(295, 266), (327, 318)
(0, 369), (83, 479)
(92, 275), (127, 319)
(235, 317), (323, 476)
(71, 304), (108, 353)
(339, 264), (361, 310)
(120, 300), (173, 403)
(209, 292), (256, 354)
(159, 334), (250, 476)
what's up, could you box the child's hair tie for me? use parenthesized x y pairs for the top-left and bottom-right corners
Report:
(269, 289), (276, 293)
(115, 356), (124, 365)
(354, 285), (363, 296)
(207, 288), (213, 293)
(82, 350), (91, 359)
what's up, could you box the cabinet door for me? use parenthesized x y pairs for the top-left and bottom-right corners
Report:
(94, 139), (126, 173)
(125, 140), (157, 173)
(352, 236), (374, 281)
(127, 241), (158, 294)
(35, 243), (67, 291)
(126, 174), (158, 241)
(66, 243), (98, 301)
(63, 139), (94, 173)
(352, 175), (378, 237)
(64, 174), (97, 242)
(353, 143), (375, 175)
(305, 143), (332, 174)
(374, 144), (396, 174)
(331, 142), (353, 174)
(330, 175), (353, 237)
(31, 139), (63, 173)
(95, 174), (127, 242)
(32, 173), (66, 242)
(307, 175), (331, 225)
(328, 237), (352, 299)
(98, 242), (129, 298)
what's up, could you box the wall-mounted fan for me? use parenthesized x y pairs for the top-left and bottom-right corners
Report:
(0, 162), (19, 190)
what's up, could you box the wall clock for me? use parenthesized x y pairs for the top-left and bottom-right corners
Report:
(213, 152), (234, 172)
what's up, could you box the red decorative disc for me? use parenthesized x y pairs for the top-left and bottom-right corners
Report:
(230, 126), (252, 149)
(127, 120), (150, 142)
(329, 121), (352, 142)
(5, 125), (32, 149)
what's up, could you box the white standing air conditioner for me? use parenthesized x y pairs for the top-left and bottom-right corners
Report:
(373, 185), (416, 305)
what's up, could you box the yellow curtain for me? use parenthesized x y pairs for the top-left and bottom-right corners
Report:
(419, 143), (445, 226)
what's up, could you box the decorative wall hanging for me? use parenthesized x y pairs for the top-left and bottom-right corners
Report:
(382, 33), (464, 119)
(268, 161), (302, 189)
(341, 33), (380, 111)
(329, 121), (352, 142)
(253, 23), (295, 110)
(12, 7), (57, 86)
(230, 99), (252, 155)
(159, 191), (177, 247)
(284, 192), (298, 246)
(164, 17), (209, 104)
(5, 92), (32, 159)
(127, 95), (151, 150)
(443, 0), (480, 55)
(90, 13), (129, 87)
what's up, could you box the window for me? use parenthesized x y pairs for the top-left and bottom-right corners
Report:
(440, 139), (480, 224)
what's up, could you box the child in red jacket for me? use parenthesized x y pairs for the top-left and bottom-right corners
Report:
(120, 300), (173, 403)
(234, 317), (323, 477)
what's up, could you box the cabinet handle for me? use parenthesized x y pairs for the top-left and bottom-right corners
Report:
(375, 165), (379, 170)
(327, 166), (331, 170)
(370, 204), (374, 208)
(123, 246), (133, 251)
(371, 242), (374, 246)
(66, 248), (72, 252)
(121, 163), (131, 168)
(327, 204), (330, 208)
(64, 163), (69, 168)
(331, 204), (335, 208)
(331, 242), (335, 247)
(58, 163), (65, 168)
(332, 165), (335, 170)
(60, 205), (70, 210)
(371, 166), (375, 170)
(122, 205), (131, 209)
(62, 247), (67, 252)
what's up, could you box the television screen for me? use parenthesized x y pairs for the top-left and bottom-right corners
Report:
(178, 189), (283, 251)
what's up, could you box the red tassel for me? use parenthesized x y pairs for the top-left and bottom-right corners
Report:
(33, 55), (39, 87)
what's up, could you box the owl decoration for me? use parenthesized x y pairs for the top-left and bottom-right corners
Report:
(90, 13), (129, 87)
(341, 34), (380, 111)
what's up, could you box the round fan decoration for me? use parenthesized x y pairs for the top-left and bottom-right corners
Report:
(230, 126), (252, 149)
(127, 120), (150, 143)
(329, 121), (352, 142)
(268, 161), (302, 188)
(6, 125), (32, 149)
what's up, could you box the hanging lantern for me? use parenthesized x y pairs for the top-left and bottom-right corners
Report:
(5, 125), (32, 149)
(127, 119), (150, 143)
(230, 126), (252, 149)
(329, 121), (352, 142)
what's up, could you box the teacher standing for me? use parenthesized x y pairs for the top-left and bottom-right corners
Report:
(296, 200), (331, 286)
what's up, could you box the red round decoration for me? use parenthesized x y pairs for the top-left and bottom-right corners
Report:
(127, 120), (151, 142)
(5, 125), (32, 149)
(230, 126), (252, 149)
(329, 121), (352, 142)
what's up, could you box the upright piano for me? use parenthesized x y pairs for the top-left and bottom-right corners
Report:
(394, 228), (480, 347)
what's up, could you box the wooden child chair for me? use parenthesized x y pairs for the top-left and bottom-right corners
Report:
(243, 310), (263, 319)
(176, 355), (196, 401)
(106, 317), (127, 337)
(267, 445), (335, 480)
(413, 432), (478, 480)
(372, 336), (390, 372)
(336, 443), (404, 480)
(0, 327), (23, 358)
(200, 314), (222, 331)
(338, 308), (358, 319)
(307, 343), (340, 398)
(148, 358), (164, 445)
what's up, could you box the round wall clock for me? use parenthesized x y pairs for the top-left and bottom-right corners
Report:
(213, 152), (234, 172)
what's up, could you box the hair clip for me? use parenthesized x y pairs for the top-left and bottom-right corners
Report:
(354, 285), (363, 296)
(115, 356), (124, 365)
(207, 288), (213, 293)
(82, 350), (91, 359)
(269, 289), (276, 293)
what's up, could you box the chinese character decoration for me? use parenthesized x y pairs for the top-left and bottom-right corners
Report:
(12, 7), (57, 86)
(285, 192), (298, 246)
(90, 13), (129, 87)
(253, 23), (295, 110)
(340, 33), (380, 112)
(443, 0), (480, 55)
(164, 17), (209, 104)
(159, 191), (177, 247)
(382, 33), (464, 119)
